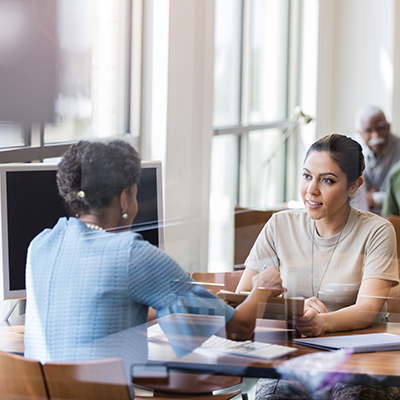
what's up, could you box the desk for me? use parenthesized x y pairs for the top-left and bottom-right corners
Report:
(4, 315), (400, 386)
(0, 315), (24, 354)
(145, 318), (400, 387)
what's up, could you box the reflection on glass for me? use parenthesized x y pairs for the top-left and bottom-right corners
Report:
(250, 0), (289, 124)
(213, 0), (242, 127)
(45, 0), (129, 143)
(208, 134), (239, 271)
(0, 121), (23, 148)
(244, 129), (286, 208)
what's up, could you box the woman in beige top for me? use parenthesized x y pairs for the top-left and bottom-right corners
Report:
(237, 133), (399, 338)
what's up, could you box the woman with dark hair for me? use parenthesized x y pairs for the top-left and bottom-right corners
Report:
(24, 139), (284, 394)
(236, 133), (399, 399)
(238, 133), (398, 335)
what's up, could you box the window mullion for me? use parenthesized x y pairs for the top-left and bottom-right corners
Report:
(238, 0), (252, 206)
(240, 0), (252, 127)
(22, 124), (31, 148)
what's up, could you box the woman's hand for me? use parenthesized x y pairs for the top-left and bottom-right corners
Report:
(304, 297), (329, 314)
(295, 297), (328, 337)
(295, 279), (393, 336)
(226, 267), (284, 339)
(251, 267), (285, 297)
(294, 308), (326, 337)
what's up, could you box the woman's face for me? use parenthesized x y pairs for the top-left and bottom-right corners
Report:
(300, 151), (356, 224)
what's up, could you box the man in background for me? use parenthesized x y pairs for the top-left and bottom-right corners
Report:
(354, 105), (400, 213)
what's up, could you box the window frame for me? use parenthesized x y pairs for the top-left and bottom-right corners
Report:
(0, 0), (138, 164)
(0, 126), (138, 164)
(212, 0), (294, 206)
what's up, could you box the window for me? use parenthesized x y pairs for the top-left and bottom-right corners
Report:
(209, 0), (293, 271)
(0, 122), (24, 148)
(213, 0), (242, 128)
(0, 0), (137, 318)
(0, 0), (134, 163)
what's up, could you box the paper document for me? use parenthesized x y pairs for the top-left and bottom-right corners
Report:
(294, 333), (400, 353)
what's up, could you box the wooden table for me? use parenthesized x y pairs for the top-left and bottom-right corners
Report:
(0, 315), (25, 355)
(145, 317), (400, 387)
(4, 315), (400, 386)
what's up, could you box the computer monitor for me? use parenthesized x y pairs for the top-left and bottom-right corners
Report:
(0, 161), (164, 300)
(131, 161), (164, 250)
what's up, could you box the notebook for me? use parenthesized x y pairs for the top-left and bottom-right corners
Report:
(294, 332), (400, 353)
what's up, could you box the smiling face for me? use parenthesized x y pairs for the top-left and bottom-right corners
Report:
(358, 113), (390, 155)
(300, 151), (360, 231)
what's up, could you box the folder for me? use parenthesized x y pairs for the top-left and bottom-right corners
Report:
(294, 333), (400, 353)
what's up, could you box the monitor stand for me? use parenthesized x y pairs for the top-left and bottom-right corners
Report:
(3, 300), (21, 322)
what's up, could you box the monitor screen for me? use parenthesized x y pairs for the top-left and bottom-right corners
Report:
(0, 161), (164, 300)
(131, 162), (164, 249)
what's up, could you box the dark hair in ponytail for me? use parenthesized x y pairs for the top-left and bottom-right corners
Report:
(304, 133), (365, 187)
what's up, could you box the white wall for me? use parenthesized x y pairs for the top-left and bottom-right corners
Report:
(291, 0), (398, 202)
(315, 0), (396, 136)
(141, 0), (215, 273)
(164, 0), (215, 273)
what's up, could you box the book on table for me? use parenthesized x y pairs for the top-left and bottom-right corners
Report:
(294, 333), (400, 353)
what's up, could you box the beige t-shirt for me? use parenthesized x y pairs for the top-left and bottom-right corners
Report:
(245, 207), (399, 314)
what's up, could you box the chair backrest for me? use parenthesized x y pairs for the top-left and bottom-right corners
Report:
(387, 215), (400, 322)
(389, 215), (400, 269)
(191, 271), (244, 294)
(234, 206), (281, 267)
(388, 284), (400, 322)
(42, 358), (131, 400)
(0, 350), (48, 400)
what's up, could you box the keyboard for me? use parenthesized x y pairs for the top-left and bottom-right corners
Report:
(200, 335), (297, 360)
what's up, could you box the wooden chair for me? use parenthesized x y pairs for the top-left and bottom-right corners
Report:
(234, 206), (281, 268)
(387, 215), (400, 322)
(42, 358), (131, 400)
(389, 215), (400, 263)
(0, 350), (48, 400)
(191, 271), (244, 294)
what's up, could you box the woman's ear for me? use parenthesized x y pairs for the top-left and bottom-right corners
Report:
(349, 176), (364, 198)
(119, 189), (129, 213)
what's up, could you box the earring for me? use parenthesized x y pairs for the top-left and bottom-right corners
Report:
(122, 213), (128, 219)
